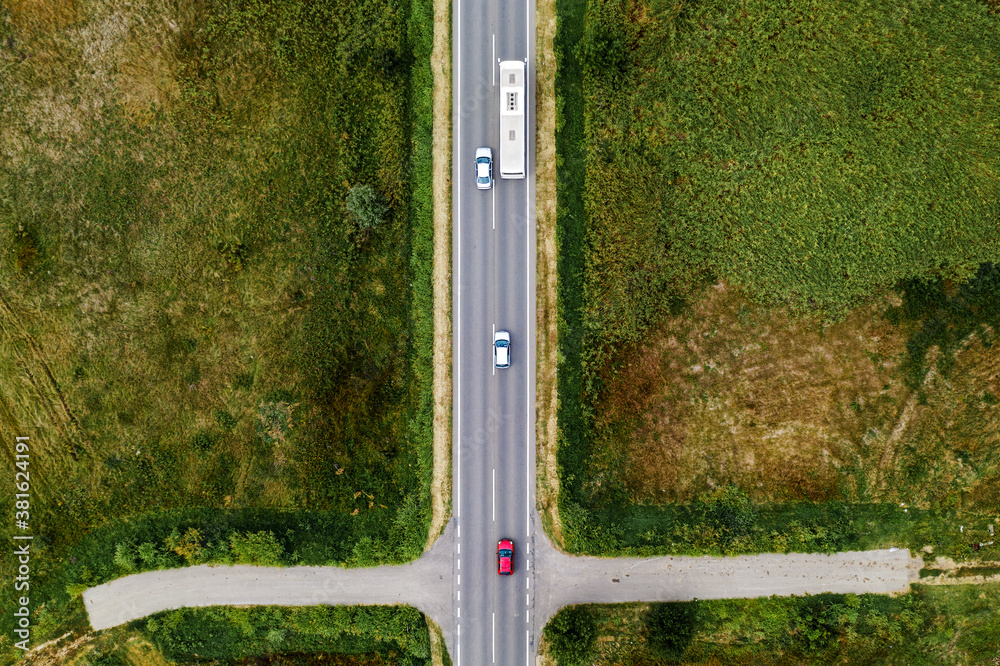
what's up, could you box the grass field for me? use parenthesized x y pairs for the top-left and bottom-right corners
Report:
(555, 0), (1000, 557)
(0, 0), (436, 659)
(594, 280), (1000, 512)
(542, 584), (1000, 665)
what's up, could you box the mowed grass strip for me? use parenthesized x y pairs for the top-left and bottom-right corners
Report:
(0, 0), (435, 655)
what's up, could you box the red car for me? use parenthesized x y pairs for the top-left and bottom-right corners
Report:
(497, 539), (513, 576)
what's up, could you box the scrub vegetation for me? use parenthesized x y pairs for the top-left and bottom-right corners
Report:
(0, 0), (436, 659)
(555, 0), (1000, 556)
(139, 605), (431, 665)
(21, 605), (430, 665)
(542, 584), (1000, 665)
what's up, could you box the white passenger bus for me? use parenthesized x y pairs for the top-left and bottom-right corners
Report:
(498, 60), (526, 180)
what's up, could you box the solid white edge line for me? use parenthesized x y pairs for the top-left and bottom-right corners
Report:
(526, 630), (529, 665)
(453, 2), (461, 660)
(526, 0), (536, 630)
(454, 0), (461, 528)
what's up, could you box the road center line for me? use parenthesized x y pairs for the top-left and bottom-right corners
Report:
(492, 612), (496, 663)
(492, 468), (496, 522)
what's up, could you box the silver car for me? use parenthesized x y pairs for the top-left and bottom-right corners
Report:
(494, 330), (510, 368)
(475, 147), (493, 190)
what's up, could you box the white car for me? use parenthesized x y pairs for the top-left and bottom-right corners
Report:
(494, 330), (510, 368)
(475, 147), (493, 190)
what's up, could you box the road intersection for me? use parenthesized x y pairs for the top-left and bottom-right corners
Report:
(82, 0), (924, 663)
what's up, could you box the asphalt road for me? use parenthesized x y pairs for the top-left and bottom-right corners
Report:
(451, 0), (536, 661)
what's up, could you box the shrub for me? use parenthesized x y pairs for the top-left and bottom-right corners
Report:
(646, 601), (699, 661)
(700, 485), (758, 546)
(545, 606), (597, 665)
(346, 184), (389, 234)
(228, 530), (284, 566)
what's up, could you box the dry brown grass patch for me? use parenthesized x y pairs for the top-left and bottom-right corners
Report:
(598, 282), (911, 503)
(425, 0), (453, 547)
(6, 0), (79, 34)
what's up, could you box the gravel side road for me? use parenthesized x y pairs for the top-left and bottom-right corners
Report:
(84, 520), (921, 661)
(530, 534), (923, 633)
(83, 521), (456, 638)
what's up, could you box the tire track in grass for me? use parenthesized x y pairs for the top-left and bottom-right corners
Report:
(0, 290), (91, 466)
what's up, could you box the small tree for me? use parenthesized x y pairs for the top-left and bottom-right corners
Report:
(646, 601), (699, 662)
(346, 184), (389, 234)
(544, 606), (597, 665)
(165, 527), (206, 565)
(700, 485), (758, 546)
(228, 530), (283, 566)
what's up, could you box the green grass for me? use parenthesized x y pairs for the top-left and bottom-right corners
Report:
(580, 0), (1000, 335)
(555, 0), (1000, 557)
(0, 0), (437, 659)
(554, 0), (592, 533)
(547, 585), (1000, 665)
(64, 605), (431, 665)
(562, 486), (998, 561)
(139, 605), (430, 665)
